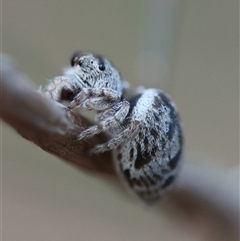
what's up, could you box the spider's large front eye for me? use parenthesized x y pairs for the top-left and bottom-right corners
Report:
(98, 61), (105, 71)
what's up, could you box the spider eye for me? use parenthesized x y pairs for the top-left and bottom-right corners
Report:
(98, 61), (105, 71)
(79, 59), (84, 67)
(70, 53), (80, 67)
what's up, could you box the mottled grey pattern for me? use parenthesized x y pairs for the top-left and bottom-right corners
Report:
(44, 52), (184, 205)
(114, 90), (183, 204)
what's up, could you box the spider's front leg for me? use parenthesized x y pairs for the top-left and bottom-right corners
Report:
(43, 76), (77, 103)
(68, 88), (120, 110)
(68, 88), (131, 140)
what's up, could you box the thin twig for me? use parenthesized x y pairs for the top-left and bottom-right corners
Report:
(0, 54), (115, 175)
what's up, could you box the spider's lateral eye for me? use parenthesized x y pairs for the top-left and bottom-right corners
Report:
(70, 53), (80, 67)
(98, 61), (105, 71)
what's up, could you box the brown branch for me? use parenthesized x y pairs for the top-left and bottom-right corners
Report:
(166, 164), (239, 241)
(1, 54), (239, 240)
(0, 54), (115, 176)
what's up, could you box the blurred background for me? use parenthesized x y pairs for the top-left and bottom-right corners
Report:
(1, 0), (239, 241)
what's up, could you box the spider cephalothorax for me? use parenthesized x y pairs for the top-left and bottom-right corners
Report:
(44, 52), (183, 204)
(68, 52), (123, 95)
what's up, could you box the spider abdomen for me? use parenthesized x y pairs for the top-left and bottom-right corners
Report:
(113, 89), (183, 204)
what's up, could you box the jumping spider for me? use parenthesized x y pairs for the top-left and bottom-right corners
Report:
(44, 52), (183, 204)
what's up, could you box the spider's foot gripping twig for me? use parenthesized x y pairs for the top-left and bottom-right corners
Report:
(89, 120), (140, 154)
(76, 100), (130, 140)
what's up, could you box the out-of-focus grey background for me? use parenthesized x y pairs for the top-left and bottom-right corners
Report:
(2, 1), (239, 241)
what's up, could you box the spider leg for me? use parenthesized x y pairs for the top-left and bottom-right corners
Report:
(74, 97), (118, 111)
(77, 100), (130, 140)
(68, 88), (120, 110)
(44, 76), (75, 102)
(90, 120), (140, 154)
